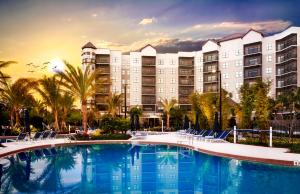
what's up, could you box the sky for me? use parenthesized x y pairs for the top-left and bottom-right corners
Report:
(0, 0), (299, 80)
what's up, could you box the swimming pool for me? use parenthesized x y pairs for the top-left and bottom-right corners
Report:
(0, 144), (299, 193)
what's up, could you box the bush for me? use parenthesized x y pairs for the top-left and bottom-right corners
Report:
(74, 133), (90, 140)
(90, 133), (131, 140)
(99, 115), (130, 134)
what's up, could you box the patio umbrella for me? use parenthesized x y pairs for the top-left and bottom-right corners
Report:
(135, 115), (140, 131)
(183, 115), (189, 130)
(195, 111), (200, 132)
(213, 112), (220, 131)
(130, 113), (135, 131)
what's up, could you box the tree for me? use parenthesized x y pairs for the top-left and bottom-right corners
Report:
(0, 61), (16, 83)
(59, 92), (75, 130)
(0, 78), (36, 127)
(59, 63), (95, 133)
(253, 81), (271, 142)
(160, 98), (177, 129)
(106, 93), (123, 118)
(170, 106), (184, 130)
(239, 83), (255, 128)
(35, 76), (62, 131)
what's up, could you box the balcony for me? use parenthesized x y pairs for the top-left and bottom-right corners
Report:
(142, 67), (156, 76)
(179, 97), (190, 104)
(95, 68), (110, 74)
(244, 57), (262, 68)
(179, 79), (194, 86)
(244, 47), (262, 56)
(203, 76), (218, 83)
(95, 95), (107, 104)
(142, 87), (155, 95)
(142, 57), (156, 66)
(276, 64), (297, 76)
(142, 78), (155, 86)
(244, 72), (261, 79)
(276, 52), (297, 64)
(179, 58), (194, 67)
(96, 87), (110, 94)
(142, 97), (156, 104)
(276, 79), (297, 88)
(203, 83), (218, 93)
(203, 56), (218, 63)
(179, 89), (193, 95)
(142, 105), (155, 112)
(276, 34), (297, 52)
(95, 55), (110, 64)
(179, 69), (194, 76)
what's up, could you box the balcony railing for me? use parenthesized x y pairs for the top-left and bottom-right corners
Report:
(276, 52), (297, 64)
(244, 72), (261, 79)
(96, 88), (110, 94)
(179, 97), (190, 104)
(203, 76), (218, 83)
(277, 64), (297, 76)
(142, 105), (155, 112)
(142, 78), (155, 85)
(244, 47), (262, 55)
(277, 40), (297, 51)
(142, 58), (155, 66)
(179, 79), (194, 85)
(95, 68), (110, 74)
(277, 79), (297, 88)
(142, 97), (156, 104)
(142, 88), (155, 94)
(95, 57), (110, 64)
(142, 68), (156, 75)
(179, 89), (193, 95)
(95, 96), (106, 103)
(203, 56), (218, 63)
(244, 58), (262, 67)
(179, 69), (194, 75)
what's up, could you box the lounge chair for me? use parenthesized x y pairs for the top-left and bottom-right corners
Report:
(6, 132), (28, 143)
(209, 130), (232, 142)
(49, 131), (57, 139)
(41, 130), (51, 139)
(17, 152), (29, 161)
(32, 131), (43, 141)
(34, 149), (44, 158)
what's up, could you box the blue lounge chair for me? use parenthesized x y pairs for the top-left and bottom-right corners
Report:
(210, 130), (232, 142)
(34, 149), (44, 158)
(32, 132), (43, 141)
(49, 131), (57, 139)
(41, 130), (51, 139)
(6, 133), (28, 143)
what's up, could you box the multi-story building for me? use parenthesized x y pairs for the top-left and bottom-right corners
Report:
(81, 26), (300, 120)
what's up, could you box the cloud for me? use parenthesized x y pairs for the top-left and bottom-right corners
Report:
(181, 20), (291, 38)
(91, 13), (98, 17)
(139, 17), (156, 25)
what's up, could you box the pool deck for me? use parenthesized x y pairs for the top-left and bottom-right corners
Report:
(1, 133), (300, 166)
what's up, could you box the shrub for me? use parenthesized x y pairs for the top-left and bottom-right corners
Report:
(90, 133), (131, 140)
(75, 133), (90, 140)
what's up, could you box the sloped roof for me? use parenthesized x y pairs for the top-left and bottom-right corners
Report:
(82, 42), (97, 49)
(218, 29), (264, 43)
(139, 44), (156, 52)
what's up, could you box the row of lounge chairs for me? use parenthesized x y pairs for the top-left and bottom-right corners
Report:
(179, 128), (232, 142)
(17, 148), (58, 161)
(6, 130), (57, 143)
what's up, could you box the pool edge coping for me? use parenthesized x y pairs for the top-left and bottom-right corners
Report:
(0, 139), (297, 167)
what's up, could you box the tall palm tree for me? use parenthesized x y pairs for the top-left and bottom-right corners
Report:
(106, 93), (123, 117)
(160, 98), (177, 129)
(59, 63), (95, 133)
(0, 78), (36, 127)
(0, 61), (16, 83)
(35, 76), (62, 131)
(59, 92), (75, 130)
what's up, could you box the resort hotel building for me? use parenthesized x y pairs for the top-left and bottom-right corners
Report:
(81, 26), (300, 120)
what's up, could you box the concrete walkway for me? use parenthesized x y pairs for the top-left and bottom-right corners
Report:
(0, 133), (300, 166)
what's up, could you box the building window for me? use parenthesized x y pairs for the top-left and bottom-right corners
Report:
(222, 52), (228, 58)
(134, 77), (138, 83)
(198, 77), (202, 82)
(158, 78), (163, 83)
(198, 66), (203, 72)
(158, 69), (164, 74)
(159, 88), (164, 93)
(113, 57), (118, 63)
(267, 55), (272, 62)
(158, 59), (164, 65)
(235, 60), (242, 67)
(122, 80), (125, 84)
(235, 83), (242, 89)
(235, 49), (241, 56)
(170, 59), (175, 65)
(170, 88), (175, 93)
(235, 72), (242, 78)
(171, 69), (175, 74)
(133, 58), (139, 63)
(267, 43), (272, 51)
(266, 67), (272, 74)
(171, 78), (175, 84)
(223, 73), (229, 79)
(222, 62), (228, 69)
(133, 67), (138, 73)
(134, 87), (138, 92)
(223, 83), (229, 89)
(122, 70), (125, 75)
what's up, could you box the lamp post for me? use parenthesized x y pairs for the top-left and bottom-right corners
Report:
(124, 84), (127, 119)
(213, 69), (222, 130)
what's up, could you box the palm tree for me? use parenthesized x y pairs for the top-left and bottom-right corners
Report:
(59, 63), (95, 133)
(0, 61), (16, 83)
(59, 92), (75, 130)
(0, 78), (36, 127)
(106, 93), (123, 117)
(35, 76), (62, 131)
(160, 98), (177, 129)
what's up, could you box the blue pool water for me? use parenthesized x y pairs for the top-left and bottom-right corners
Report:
(0, 144), (299, 194)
